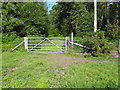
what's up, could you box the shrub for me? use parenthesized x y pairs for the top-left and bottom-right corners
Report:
(2, 33), (24, 52)
(105, 23), (119, 40)
(2, 32), (18, 43)
(84, 30), (110, 56)
(74, 37), (86, 44)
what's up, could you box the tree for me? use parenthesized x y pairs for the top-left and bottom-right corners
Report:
(2, 2), (48, 37)
(50, 2), (94, 37)
(0, 2), (2, 33)
(71, 2), (93, 37)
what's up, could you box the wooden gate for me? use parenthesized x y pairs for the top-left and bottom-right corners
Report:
(24, 37), (68, 53)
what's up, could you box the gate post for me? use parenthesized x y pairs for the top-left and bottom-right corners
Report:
(24, 37), (28, 50)
(71, 32), (73, 48)
(65, 37), (69, 52)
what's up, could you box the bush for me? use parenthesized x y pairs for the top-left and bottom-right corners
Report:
(27, 35), (40, 37)
(2, 33), (24, 52)
(2, 32), (18, 43)
(105, 23), (119, 40)
(74, 37), (86, 44)
(84, 30), (110, 56)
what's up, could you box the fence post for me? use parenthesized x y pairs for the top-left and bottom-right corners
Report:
(24, 37), (28, 50)
(65, 36), (69, 52)
(118, 39), (120, 53)
(71, 32), (73, 48)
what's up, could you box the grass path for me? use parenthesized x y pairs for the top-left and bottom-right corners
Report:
(2, 51), (119, 88)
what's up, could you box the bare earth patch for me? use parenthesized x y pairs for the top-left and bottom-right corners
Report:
(50, 54), (118, 67)
(49, 54), (118, 88)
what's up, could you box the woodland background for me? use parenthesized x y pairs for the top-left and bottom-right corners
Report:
(1, 2), (120, 56)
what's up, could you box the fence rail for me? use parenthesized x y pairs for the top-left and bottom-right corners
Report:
(28, 47), (65, 48)
(25, 37), (67, 53)
(28, 44), (65, 45)
(28, 37), (65, 39)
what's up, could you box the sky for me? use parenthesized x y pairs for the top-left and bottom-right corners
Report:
(47, 2), (57, 14)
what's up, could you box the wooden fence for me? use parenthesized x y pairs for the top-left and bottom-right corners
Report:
(12, 36), (90, 53)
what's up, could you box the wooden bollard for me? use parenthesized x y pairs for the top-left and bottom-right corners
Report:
(65, 36), (69, 52)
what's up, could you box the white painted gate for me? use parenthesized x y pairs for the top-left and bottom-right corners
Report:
(25, 37), (67, 53)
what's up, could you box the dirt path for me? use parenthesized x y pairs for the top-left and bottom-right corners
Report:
(49, 54), (118, 88)
(50, 54), (118, 67)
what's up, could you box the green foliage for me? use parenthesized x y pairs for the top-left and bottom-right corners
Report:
(105, 23), (119, 40)
(70, 31), (115, 57)
(71, 3), (93, 37)
(2, 2), (48, 37)
(74, 37), (86, 45)
(2, 32), (18, 43)
(84, 30), (111, 56)
(1, 2), (119, 56)
(2, 33), (24, 52)
(50, 2), (93, 37)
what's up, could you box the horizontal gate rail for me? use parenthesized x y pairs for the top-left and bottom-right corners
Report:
(28, 40), (65, 42)
(28, 44), (65, 45)
(28, 47), (65, 48)
(28, 51), (65, 53)
(28, 37), (65, 39)
(28, 49), (64, 50)
(26, 37), (67, 53)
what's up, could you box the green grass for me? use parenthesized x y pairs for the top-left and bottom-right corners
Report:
(2, 51), (119, 88)
(84, 55), (118, 60)
(65, 52), (118, 60)
(2, 51), (55, 88)
(56, 61), (118, 88)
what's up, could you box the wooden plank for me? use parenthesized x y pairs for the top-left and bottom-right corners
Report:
(118, 39), (120, 53)
(71, 32), (73, 48)
(65, 37), (69, 52)
(29, 40), (64, 42)
(28, 51), (64, 53)
(28, 49), (63, 50)
(28, 44), (65, 45)
(69, 42), (90, 49)
(28, 47), (64, 48)
(28, 37), (65, 39)
(12, 41), (24, 51)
